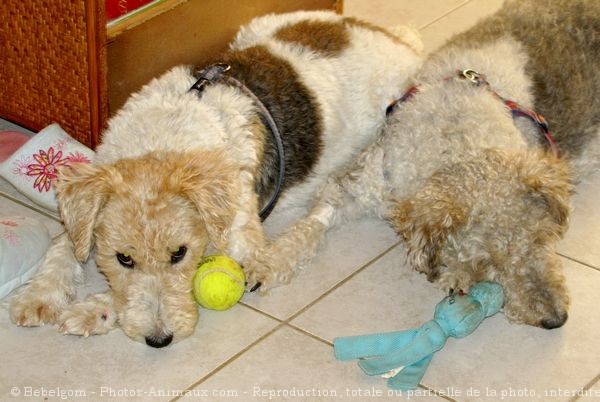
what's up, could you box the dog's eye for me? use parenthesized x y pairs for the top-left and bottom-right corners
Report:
(171, 246), (187, 264)
(116, 253), (135, 269)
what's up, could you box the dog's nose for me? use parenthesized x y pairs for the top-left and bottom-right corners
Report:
(540, 311), (568, 329)
(145, 333), (173, 348)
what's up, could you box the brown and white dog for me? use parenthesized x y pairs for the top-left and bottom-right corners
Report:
(9, 11), (423, 346)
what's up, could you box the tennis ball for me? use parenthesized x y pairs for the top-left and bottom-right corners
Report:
(193, 255), (245, 310)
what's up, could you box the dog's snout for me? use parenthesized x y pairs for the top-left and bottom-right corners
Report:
(540, 311), (568, 329)
(145, 333), (173, 348)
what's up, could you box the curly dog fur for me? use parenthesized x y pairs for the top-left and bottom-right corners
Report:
(258, 0), (600, 329)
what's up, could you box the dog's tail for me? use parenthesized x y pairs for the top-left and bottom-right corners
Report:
(388, 25), (423, 55)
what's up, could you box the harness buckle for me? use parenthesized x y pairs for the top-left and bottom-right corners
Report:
(190, 63), (231, 93)
(460, 69), (482, 84)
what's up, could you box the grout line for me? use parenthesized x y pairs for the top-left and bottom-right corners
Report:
(0, 191), (61, 222)
(570, 372), (600, 402)
(558, 253), (600, 272)
(170, 322), (286, 402)
(238, 300), (284, 323)
(285, 322), (333, 347)
(285, 240), (403, 323)
(418, 0), (472, 31)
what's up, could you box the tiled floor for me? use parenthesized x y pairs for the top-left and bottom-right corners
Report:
(1, 1), (599, 401)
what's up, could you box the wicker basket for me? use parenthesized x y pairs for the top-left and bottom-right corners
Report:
(0, 0), (107, 148)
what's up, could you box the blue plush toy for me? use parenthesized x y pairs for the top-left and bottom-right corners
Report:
(334, 281), (504, 390)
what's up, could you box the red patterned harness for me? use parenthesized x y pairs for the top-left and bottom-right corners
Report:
(386, 69), (559, 158)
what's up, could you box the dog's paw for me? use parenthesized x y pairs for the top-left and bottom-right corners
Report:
(243, 254), (292, 293)
(436, 269), (474, 294)
(9, 291), (65, 327)
(243, 260), (276, 293)
(58, 294), (117, 337)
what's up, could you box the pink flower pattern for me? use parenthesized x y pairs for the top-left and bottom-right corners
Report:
(1, 230), (19, 246)
(10, 138), (92, 194)
(54, 138), (68, 151)
(11, 155), (33, 176)
(66, 151), (91, 164)
(1, 220), (21, 247)
(26, 147), (68, 193)
(11, 142), (91, 193)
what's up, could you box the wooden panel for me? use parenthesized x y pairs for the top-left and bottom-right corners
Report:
(107, 0), (340, 114)
(86, 0), (109, 148)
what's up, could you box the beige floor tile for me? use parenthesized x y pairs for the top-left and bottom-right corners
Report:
(0, 194), (63, 237)
(419, 0), (505, 53)
(292, 251), (600, 401)
(0, 301), (278, 402)
(180, 326), (447, 401)
(558, 171), (600, 269)
(344, 0), (468, 30)
(243, 218), (399, 320)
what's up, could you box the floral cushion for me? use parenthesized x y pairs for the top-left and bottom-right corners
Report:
(0, 124), (94, 211)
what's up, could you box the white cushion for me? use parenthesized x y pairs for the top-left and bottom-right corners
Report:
(0, 216), (50, 299)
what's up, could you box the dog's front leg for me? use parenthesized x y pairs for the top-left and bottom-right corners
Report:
(253, 204), (336, 288)
(58, 291), (117, 337)
(225, 170), (270, 287)
(245, 179), (348, 290)
(9, 233), (83, 326)
(246, 146), (388, 290)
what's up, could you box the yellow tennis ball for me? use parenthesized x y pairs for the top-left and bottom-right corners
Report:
(193, 255), (245, 311)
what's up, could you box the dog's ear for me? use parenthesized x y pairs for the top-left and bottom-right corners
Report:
(55, 163), (114, 262)
(519, 153), (573, 235)
(171, 151), (239, 250)
(389, 185), (468, 281)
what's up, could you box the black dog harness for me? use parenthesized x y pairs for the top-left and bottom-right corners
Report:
(189, 63), (286, 221)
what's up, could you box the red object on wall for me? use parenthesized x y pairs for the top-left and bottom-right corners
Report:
(106, 0), (154, 21)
